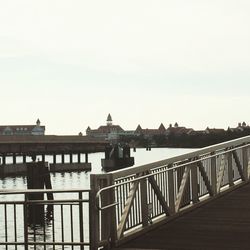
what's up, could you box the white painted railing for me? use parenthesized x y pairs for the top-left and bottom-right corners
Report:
(92, 135), (250, 249)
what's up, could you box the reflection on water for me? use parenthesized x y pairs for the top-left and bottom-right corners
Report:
(0, 148), (195, 249)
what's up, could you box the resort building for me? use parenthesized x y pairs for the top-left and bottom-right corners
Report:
(86, 114), (125, 140)
(0, 119), (45, 136)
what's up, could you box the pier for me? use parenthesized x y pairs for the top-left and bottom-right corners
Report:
(0, 135), (108, 175)
(0, 135), (250, 249)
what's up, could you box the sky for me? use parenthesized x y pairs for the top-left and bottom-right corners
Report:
(0, 0), (250, 135)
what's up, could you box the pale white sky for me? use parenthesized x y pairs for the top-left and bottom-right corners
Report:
(0, 0), (249, 134)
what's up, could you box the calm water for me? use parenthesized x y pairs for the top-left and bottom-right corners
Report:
(0, 148), (195, 190)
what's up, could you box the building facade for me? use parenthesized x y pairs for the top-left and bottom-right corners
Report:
(0, 119), (45, 136)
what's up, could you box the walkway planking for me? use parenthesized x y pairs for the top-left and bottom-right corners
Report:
(117, 182), (250, 250)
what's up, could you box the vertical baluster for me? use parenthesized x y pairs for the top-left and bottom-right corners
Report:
(70, 204), (74, 250)
(79, 192), (84, 250)
(4, 204), (8, 250)
(61, 205), (64, 250)
(14, 204), (17, 250)
(52, 205), (55, 250)
(23, 194), (29, 250)
(43, 201), (47, 250)
(116, 180), (120, 224)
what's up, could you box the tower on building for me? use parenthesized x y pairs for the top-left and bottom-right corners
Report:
(106, 114), (113, 126)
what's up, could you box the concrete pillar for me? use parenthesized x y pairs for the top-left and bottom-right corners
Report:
(70, 154), (73, 164)
(53, 154), (57, 164)
(85, 153), (88, 163)
(61, 154), (65, 164)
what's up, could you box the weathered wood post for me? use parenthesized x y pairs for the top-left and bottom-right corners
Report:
(26, 158), (54, 224)
(26, 160), (45, 225)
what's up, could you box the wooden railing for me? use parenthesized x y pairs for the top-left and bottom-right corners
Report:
(92, 135), (250, 249)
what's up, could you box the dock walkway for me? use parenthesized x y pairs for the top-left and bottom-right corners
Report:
(117, 182), (250, 250)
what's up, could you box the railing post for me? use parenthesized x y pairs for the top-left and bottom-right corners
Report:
(227, 151), (234, 186)
(90, 174), (117, 250)
(23, 194), (29, 250)
(243, 146), (249, 181)
(78, 192), (84, 250)
(190, 164), (199, 203)
(210, 152), (217, 196)
(167, 165), (175, 214)
(90, 175), (101, 250)
(108, 174), (117, 248)
(140, 172), (148, 227)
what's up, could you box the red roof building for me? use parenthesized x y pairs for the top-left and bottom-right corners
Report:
(86, 114), (124, 139)
(0, 119), (45, 136)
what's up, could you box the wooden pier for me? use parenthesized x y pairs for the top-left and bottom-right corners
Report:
(0, 135), (108, 175)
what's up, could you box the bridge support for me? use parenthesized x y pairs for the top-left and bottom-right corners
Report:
(13, 153), (16, 164)
(61, 154), (65, 164)
(42, 154), (45, 162)
(2, 155), (6, 165)
(53, 154), (57, 164)
(78, 153), (81, 164)
(70, 154), (73, 164)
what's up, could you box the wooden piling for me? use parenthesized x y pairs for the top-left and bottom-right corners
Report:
(26, 161), (54, 224)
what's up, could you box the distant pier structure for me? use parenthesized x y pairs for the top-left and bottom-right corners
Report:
(101, 143), (134, 171)
(0, 135), (108, 176)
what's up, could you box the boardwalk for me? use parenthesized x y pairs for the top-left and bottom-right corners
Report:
(117, 182), (250, 250)
(1, 135), (250, 249)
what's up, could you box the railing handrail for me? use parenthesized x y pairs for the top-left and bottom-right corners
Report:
(0, 188), (90, 195)
(110, 135), (250, 178)
(95, 142), (250, 211)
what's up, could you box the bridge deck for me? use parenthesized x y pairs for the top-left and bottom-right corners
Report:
(117, 182), (250, 250)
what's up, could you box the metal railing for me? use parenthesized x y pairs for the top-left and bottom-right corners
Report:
(0, 189), (92, 250)
(1, 136), (250, 250)
(93, 135), (250, 248)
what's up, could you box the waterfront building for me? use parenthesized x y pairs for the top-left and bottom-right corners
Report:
(0, 119), (45, 136)
(86, 114), (125, 140)
(205, 127), (225, 134)
(134, 123), (166, 138)
(166, 123), (194, 136)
